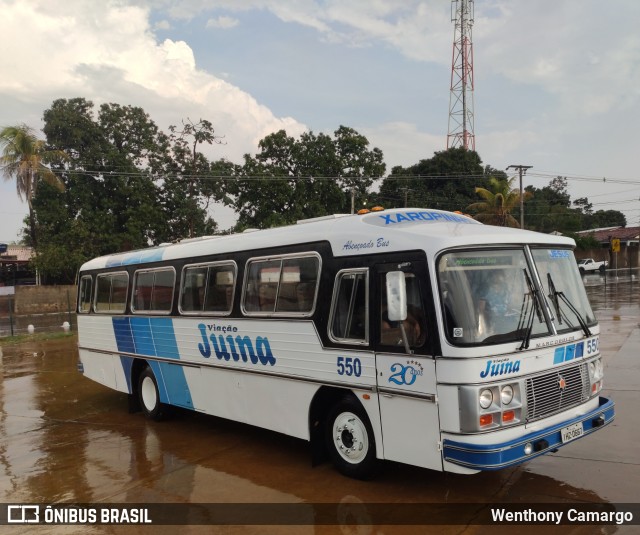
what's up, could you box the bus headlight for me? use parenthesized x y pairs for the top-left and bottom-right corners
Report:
(479, 389), (493, 409)
(501, 385), (514, 405)
(595, 359), (604, 380)
(589, 358), (604, 381)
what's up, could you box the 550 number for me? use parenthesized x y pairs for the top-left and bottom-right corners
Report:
(337, 356), (362, 377)
(586, 337), (599, 355)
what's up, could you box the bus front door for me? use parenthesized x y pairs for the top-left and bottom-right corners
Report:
(374, 262), (443, 471)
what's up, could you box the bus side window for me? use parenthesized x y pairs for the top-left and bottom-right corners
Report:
(244, 255), (320, 316)
(78, 275), (93, 313)
(296, 282), (315, 312)
(132, 268), (175, 314)
(203, 264), (236, 313)
(258, 283), (277, 311)
(181, 262), (236, 315)
(329, 269), (368, 344)
(181, 266), (206, 312)
(95, 272), (128, 314)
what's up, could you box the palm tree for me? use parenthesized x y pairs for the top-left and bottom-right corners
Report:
(0, 124), (66, 247)
(467, 176), (531, 228)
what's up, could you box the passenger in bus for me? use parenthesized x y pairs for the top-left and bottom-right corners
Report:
(380, 305), (424, 346)
(477, 271), (511, 333)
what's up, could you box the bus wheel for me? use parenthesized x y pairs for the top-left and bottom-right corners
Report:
(138, 366), (165, 421)
(326, 397), (376, 479)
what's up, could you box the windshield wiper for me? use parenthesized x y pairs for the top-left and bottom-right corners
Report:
(519, 269), (542, 350)
(547, 272), (562, 324)
(547, 273), (592, 338)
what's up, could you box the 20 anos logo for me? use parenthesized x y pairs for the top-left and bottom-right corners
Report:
(388, 361), (424, 386)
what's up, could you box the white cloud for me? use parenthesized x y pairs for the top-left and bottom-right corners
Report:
(360, 122), (443, 169)
(0, 0), (306, 166)
(205, 16), (239, 29)
(0, 0), (309, 239)
(154, 19), (171, 30)
(476, 1), (640, 116)
(157, 0), (640, 120)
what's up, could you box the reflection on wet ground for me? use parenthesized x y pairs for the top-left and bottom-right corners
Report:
(0, 277), (638, 533)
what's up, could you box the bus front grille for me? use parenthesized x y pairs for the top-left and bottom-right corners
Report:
(525, 363), (590, 422)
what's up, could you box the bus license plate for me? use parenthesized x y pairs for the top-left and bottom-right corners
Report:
(561, 422), (584, 444)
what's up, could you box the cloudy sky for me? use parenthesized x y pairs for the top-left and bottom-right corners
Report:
(2, 0), (640, 242)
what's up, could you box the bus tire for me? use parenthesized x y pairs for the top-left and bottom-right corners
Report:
(325, 396), (376, 479)
(138, 366), (166, 421)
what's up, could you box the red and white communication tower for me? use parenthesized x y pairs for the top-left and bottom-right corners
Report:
(447, 0), (475, 151)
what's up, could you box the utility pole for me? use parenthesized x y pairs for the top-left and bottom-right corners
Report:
(507, 164), (532, 229)
(399, 187), (411, 208)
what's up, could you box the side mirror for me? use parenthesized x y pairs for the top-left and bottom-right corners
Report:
(386, 271), (407, 322)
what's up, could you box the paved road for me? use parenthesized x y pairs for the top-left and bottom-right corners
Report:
(0, 280), (638, 534)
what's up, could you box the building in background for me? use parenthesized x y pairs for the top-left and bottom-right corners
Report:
(576, 226), (640, 269)
(0, 245), (35, 288)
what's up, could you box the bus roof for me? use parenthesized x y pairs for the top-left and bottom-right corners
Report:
(79, 208), (576, 271)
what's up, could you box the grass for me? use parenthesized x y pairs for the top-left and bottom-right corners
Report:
(0, 331), (77, 346)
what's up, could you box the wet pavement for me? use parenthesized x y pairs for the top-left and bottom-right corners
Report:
(0, 275), (638, 534)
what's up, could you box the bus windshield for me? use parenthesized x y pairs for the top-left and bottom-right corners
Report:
(530, 248), (596, 333)
(438, 249), (550, 346)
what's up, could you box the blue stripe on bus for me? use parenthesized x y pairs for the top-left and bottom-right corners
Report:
(105, 248), (165, 268)
(131, 317), (155, 356)
(112, 317), (192, 408)
(113, 317), (135, 353)
(553, 342), (586, 365)
(151, 317), (180, 359)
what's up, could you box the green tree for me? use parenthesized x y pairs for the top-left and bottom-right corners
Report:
(231, 127), (382, 229)
(467, 177), (529, 227)
(587, 210), (626, 228)
(32, 98), (170, 280)
(522, 176), (580, 233)
(333, 126), (385, 211)
(377, 147), (488, 211)
(31, 99), (230, 281)
(159, 118), (226, 239)
(0, 124), (67, 247)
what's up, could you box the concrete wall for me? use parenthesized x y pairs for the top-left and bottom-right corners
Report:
(14, 285), (77, 315)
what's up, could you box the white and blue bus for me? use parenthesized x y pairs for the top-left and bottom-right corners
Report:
(76, 208), (614, 478)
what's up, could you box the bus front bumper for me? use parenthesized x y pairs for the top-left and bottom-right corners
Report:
(442, 396), (615, 471)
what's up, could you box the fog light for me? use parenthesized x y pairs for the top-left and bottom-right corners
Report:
(593, 414), (606, 428)
(534, 439), (549, 452)
(524, 442), (533, 455)
(502, 410), (515, 423)
(479, 414), (493, 426)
